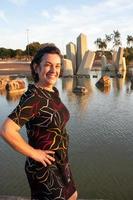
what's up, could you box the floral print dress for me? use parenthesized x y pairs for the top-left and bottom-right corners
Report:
(8, 84), (76, 200)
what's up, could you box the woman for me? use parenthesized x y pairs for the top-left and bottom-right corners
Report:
(0, 44), (77, 200)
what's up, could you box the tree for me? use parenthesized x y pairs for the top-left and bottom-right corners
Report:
(124, 47), (133, 64)
(105, 34), (112, 43)
(0, 48), (11, 59)
(25, 42), (41, 57)
(15, 49), (24, 60)
(112, 30), (121, 50)
(8, 49), (16, 58)
(127, 35), (133, 47)
(94, 34), (113, 52)
(94, 38), (107, 52)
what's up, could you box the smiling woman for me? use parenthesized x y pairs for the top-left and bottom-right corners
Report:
(34, 53), (61, 91)
(0, 44), (78, 200)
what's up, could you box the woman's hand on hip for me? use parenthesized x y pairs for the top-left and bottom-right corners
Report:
(31, 149), (55, 167)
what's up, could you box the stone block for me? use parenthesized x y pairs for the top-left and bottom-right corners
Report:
(62, 59), (73, 77)
(115, 47), (124, 70)
(101, 55), (107, 70)
(77, 50), (95, 75)
(66, 42), (77, 74)
(77, 33), (88, 70)
(112, 51), (117, 65)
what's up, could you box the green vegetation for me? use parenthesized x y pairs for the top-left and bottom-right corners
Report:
(0, 42), (43, 60)
(94, 30), (133, 64)
(94, 30), (122, 51)
(0, 31), (133, 64)
(124, 47), (133, 64)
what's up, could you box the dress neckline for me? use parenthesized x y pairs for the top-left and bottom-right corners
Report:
(34, 84), (55, 93)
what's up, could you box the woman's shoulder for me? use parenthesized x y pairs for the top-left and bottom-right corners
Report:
(19, 84), (39, 104)
(53, 86), (59, 93)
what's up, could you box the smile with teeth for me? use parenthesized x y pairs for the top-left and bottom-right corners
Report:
(47, 74), (57, 79)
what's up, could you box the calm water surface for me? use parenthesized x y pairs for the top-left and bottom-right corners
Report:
(0, 70), (133, 200)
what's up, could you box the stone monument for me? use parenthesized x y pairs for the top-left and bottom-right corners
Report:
(62, 58), (73, 77)
(77, 33), (88, 71)
(77, 50), (95, 75)
(66, 42), (77, 74)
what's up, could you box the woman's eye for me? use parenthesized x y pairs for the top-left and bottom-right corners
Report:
(56, 65), (61, 68)
(44, 63), (61, 68)
(44, 63), (51, 67)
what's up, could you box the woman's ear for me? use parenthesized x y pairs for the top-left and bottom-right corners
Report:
(33, 63), (39, 73)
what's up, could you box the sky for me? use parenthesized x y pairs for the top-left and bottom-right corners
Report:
(0, 0), (133, 53)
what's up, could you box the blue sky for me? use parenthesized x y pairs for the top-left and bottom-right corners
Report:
(0, 0), (133, 53)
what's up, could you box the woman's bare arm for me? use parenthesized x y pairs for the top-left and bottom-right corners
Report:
(0, 118), (55, 166)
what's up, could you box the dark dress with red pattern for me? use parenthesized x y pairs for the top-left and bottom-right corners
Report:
(8, 84), (76, 200)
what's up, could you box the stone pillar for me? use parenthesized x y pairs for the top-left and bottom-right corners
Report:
(77, 50), (95, 75)
(116, 47), (124, 70)
(101, 55), (107, 70)
(66, 42), (77, 74)
(122, 57), (126, 71)
(62, 59), (73, 77)
(76, 33), (88, 71)
(112, 51), (117, 65)
(114, 71), (126, 90)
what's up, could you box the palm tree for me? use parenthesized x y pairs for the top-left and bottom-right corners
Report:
(105, 34), (112, 43)
(112, 30), (121, 50)
(127, 35), (133, 47)
(94, 38), (102, 49)
(94, 38), (107, 52)
(105, 34), (112, 50)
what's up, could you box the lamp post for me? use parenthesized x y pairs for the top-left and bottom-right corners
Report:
(26, 29), (30, 60)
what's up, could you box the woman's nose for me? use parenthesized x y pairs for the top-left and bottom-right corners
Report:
(50, 65), (56, 72)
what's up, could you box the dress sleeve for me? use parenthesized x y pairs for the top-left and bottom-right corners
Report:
(8, 89), (41, 127)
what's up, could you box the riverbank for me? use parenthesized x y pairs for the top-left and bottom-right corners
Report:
(0, 62), (30, 75)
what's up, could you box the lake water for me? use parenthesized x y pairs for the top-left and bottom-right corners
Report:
(0, 70), (133, 200)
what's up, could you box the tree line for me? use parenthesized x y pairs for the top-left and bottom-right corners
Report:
(0, 30), (133, 64)
(0, 42), (43, 60)
(94, 30), (133, 64)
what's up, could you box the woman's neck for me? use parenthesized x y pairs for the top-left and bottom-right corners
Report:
(35, 83), (54, 92)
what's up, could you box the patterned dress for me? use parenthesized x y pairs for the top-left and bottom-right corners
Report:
(8, 84), (76, 200)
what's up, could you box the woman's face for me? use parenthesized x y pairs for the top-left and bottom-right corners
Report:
(36, 53), (61, 89)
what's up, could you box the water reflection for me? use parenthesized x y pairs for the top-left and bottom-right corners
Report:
(62, 77), (73, 92)
(96, 84), (111, 94)
(1, 70), (133, 199)
(74, 77), (93, 92)
(0, 89), (25, 102)
(74, 77), (93, 110)
(98, 70), (128, 95)
(6, 92), (25, 102)
(0, 71), (133, 103)
(0, 89), (6, 96)
(62, 77), (93, 114)
(0, 75), (27, 102)
(112, 71), (126, 92)
(62, 77), (77, 104)
(101, 70), (116, 78)
(95, 75), (111, 95)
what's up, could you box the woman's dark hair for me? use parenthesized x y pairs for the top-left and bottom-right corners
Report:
(30, 43), (62, 82)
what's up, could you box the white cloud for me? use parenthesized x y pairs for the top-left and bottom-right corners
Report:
(46, 1), (133, 50)
(0, 10), (8, 23)
(1, 0), (133, 51)
(8, 0), (28, 6)
(0, 28), (28, 49)
(41, 10), (50, 18)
